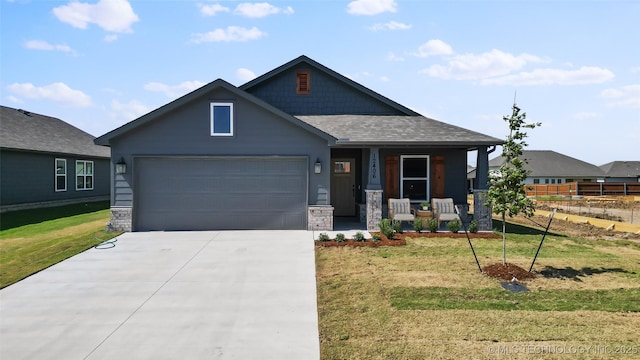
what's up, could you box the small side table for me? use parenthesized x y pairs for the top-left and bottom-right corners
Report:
(416, 209), (433, 221)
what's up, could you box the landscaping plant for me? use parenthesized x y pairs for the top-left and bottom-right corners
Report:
(486, 102), (540, 265)
(335, 233), (346, 243)
(352, 232), (366, 242)
(318, 233), (330, 242)
(413, 219), (424, 233)
(469, 219), (479, 233)
(378, 219), (394, 239)
(427, 218), (439, 233)
(392, 220), (403, 234)
(447, 219), (461, 233)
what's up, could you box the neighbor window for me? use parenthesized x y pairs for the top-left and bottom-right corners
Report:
(210, 102), (234, 136)
(400, 155), (430, 202)
(296, 71), (310, 94)
(55, 158), (67, 192)
(533, 179), (540, 184)
(76, 160), (94, 190)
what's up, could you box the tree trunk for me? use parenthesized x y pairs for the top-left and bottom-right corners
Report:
(502, 212), (506, 265)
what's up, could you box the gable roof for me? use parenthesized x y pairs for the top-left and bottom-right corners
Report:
(240, 55), (419, 116)
(489, 150), (605, 178)
(599, 161), (640, 177)
(94, 78), (336, 146)
(296, 115), (503, 148)
(0, 105), (109, 158)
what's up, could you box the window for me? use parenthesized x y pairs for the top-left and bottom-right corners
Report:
(400, 155), (429, 202)
(55, 158), (66, 192)
(533, 179), (540, 184)
(296, 71), (310, 94)
(76, 160), (94, 190)
(334, 161), (351, 174)
(210, 102), (234, 136)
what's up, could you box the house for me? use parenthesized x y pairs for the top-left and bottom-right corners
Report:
(487, 150), (605, 184)
(95, 55), (502, 232)
(0, 106), (110, 212)
(599, 161), (640, 182)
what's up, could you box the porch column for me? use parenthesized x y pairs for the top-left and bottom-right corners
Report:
(366, 147), (382, 190)
(365, 189), (383, 231)
(474, 146), (492, 231)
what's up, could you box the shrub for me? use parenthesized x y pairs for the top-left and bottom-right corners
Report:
(371, 234), (381, 242)
(427, 218), (439, 233)
(335, 233), (346, 242)
(379, 218), (394, 239)
(353, 232), (366, 242)
(447, 219), (461, 233)
(469, 220), (479, 233)
(318, 232), (330, 242)
(413, 219), (424, 233)
(392, 220), (403, 234)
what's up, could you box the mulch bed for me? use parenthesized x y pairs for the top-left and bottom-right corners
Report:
(483, 263), (536, 281)
(315, 231), (500, 248)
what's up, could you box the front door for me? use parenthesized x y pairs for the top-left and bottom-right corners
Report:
(331, 158), (356, 216)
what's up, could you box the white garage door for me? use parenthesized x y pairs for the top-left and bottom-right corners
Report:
(134, 157), (308, 231)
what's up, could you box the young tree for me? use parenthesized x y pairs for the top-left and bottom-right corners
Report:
(487, 103), (540, 265)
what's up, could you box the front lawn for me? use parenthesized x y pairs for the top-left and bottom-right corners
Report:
(316, 226), (640, 359)
(0, 202), (119, 288)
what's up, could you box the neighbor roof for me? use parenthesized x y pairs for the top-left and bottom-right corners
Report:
(240, 55), (419, 117)
(489, 150), (605, 178)
(0, 105), (109, 158)
(599, 161), (640, 177)
(296, 115), (503, 148)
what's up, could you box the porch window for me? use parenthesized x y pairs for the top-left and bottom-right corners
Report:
(55, 158), (66, 192)
(210, 102), (234, 136)
(400, 155), (430, 202)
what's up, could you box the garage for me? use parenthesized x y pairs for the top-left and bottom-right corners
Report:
(134, 157), (308, 231)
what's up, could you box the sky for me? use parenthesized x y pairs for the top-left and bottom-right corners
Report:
(1, 0), (639, 166)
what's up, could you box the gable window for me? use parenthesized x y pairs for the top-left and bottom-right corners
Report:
(55, 158), (67, 192)
(76, 160), (94, 190)
(210, 102), (234, 136)
(296, 71), (310, 94)
(400, 155), (430, 202)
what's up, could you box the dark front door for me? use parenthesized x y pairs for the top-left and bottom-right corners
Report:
(331, 158), (356, 216)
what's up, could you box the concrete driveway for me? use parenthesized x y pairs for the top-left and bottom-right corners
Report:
(0, 231), (320, 360)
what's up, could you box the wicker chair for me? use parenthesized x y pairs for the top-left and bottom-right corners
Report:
(388, 198), (415, 223)
(431, 198), (461, 227)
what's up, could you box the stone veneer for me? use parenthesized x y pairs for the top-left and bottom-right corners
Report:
(365, 190), (383, 231)
(107, 206), (132, 232)
(308, 205), (334, 231)
(473, 190), (493, 231)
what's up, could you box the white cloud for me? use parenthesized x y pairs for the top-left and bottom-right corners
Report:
(347, 0), (397, 15)
(198, 3), (230, 16)
(601, 84), (640, 108)
(236, 68), (257, 82)
(53, 0), (139, 33)
(482, 66), (615, 86)
(190, 26), (266, 43)
(421, 49), (546, 80)
(234, 3), (293, 18)
(368, 21), (411, 31)
(387, 52), (404, 62)
(571, 112), (599, 120)
(414, 39), (453, 58)
(144, 80), (206, 98)
(111, 99), (149, 122)
(24, 40), (75, 54)
(6, 82), (91, 107)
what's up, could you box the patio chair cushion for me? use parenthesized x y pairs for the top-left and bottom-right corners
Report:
(431, 198), (461, 224)
(388, 198), (415, 222)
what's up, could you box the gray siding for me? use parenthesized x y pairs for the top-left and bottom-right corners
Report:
(110, 86), (330, 208)
(0, 150), (109, 206)
(246, 64), (406, 116)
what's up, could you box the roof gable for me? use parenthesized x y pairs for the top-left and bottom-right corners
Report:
(0, 106), (109, 158)
(599, 161), (640, 177)
(490, 150), (605, 178)
(95, 79), (335, 146)
(240, 55), (418, 116)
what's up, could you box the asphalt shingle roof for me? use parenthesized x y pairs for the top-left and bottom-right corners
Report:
(296, 115), (503, 147)
(489, 150), (605, 178)
(599, 161), (640, 177)
(0, 106), (109, 158)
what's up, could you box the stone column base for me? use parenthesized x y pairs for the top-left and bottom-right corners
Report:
(365, 190), (383, 231)
(308, 205), (334, 231)
(473, 190), (493, 231)
(107, 206), (132, 232)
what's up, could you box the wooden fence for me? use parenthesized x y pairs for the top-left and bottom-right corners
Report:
(524, 182), (640, 197)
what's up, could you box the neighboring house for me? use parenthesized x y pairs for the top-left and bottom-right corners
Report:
(487, 150), (605, 184)
(95, 55), (502, 232)
(599, 161), (640, 182)
(0, 106), (110, 212)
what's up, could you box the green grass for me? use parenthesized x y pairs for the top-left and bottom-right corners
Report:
(391, 287), (640, 312)
(0, 201), (119, 288)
